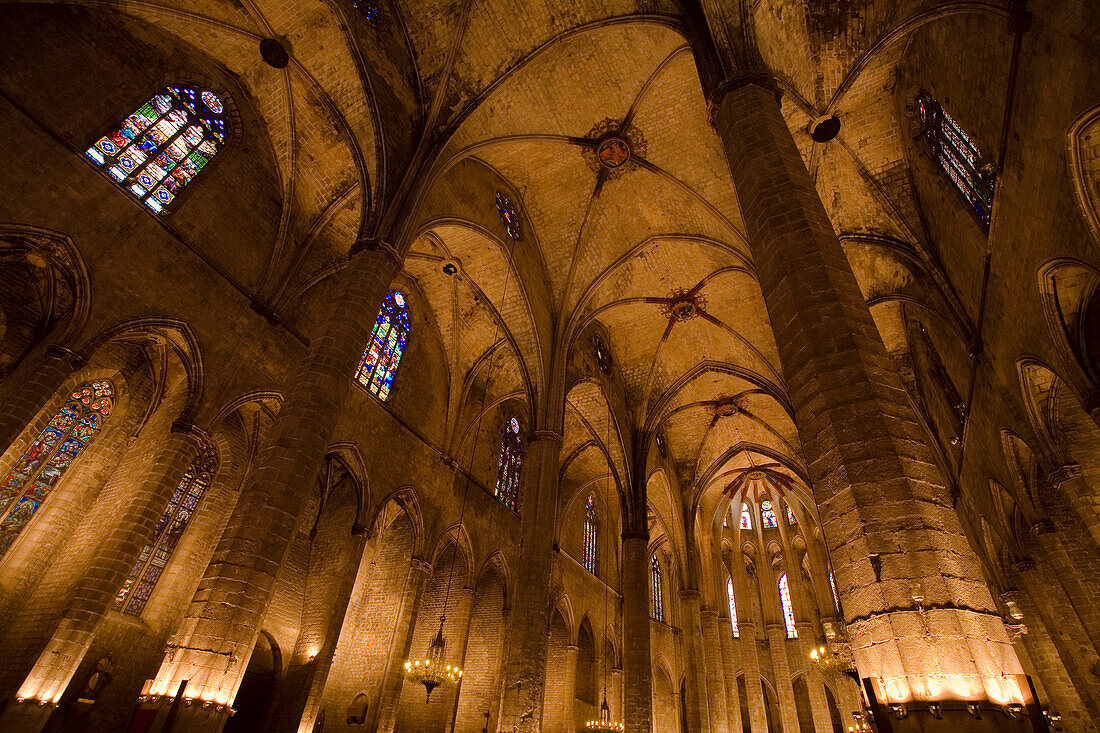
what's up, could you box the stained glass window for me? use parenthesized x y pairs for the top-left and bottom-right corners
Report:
(727, 577), (739, 638)
(85, 85), (227, 214)
(760, 500), (778, 529)
(356, 290), (410, 401)
(0, 382), (113, 558)
(114, 444), (218, 615)
(592, 334), (611, 375)
(351, 0), (383, 22)
(495, 191), (522, 241)
(583, 493), (598, 575)
(739, 502), (752, 530)
(786, 503), (798, 525)
(829, 571), (840, 613)
(651, 555), (664, 622)
(779, 573), (797, 638)
(916, 91), (995, 227)
(494, 417), (523, 511)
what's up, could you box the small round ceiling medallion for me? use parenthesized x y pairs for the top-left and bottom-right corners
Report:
(596, 136), (631, 169)
(260, 38), (290, 69)
(441, 259), (460, 276)
(744, 469), (767, 481)
(659, 288), (706, 322)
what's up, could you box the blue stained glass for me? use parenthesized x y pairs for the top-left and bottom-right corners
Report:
(356, 290), (410, 402)
(916, 91), (995, 228)
(86, 84), (227, 214)
(494, 416), (524, 511)
(0, 383), (112, 559)
(761, 500), (778, 529)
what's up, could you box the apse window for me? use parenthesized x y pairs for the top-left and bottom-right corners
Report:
(356, 289), (410, 401)
(0, 382), (113, 558)
(779, 573), (797, 638)
(494, 417), (523, 511)
(583, 493), (598, 575)
(114, 444), (218, 615)
(495, 191), (522, 241)
(785, 503), (798, 525)
(916, 91), (995, 228)
(726, 577), (739, 638)
(739, 502), (752, 530)
(760, 500), (778, 529)
(85, 85), (227, 214)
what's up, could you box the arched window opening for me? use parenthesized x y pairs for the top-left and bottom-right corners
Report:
(356, 289), (410, 401)
(786, 503), (798, 525)
(86, 85), (227, 214)
(494, 416), (523, 511)
(114, 443), (218, 615)
(495, 191), (522, 241)
(760, 500), (778, 529)
(583, 493), (598, 575)
(739, 502), (752, 530)
(727, 576), (739, 638)
(778, 573), (797, 638)
(592, 333), (611, 375)
(829, 571), (841, 613)
(651, 554), (664, 621)
(0, 381), (113, 558)
(916, 91), (995, 227)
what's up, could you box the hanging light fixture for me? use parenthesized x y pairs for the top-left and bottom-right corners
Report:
(586, 356), (623, 733)
(405, 196), (524, 703)
(404, 617), (462, 701)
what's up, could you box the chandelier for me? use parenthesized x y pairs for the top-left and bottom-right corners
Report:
(809, 642), (856, 678)
(404, 618), (462, 701)
(586, 695), (624, 731)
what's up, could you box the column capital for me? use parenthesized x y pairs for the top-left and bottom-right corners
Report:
(678, 588), (700, 601)
(349, 237), (403, 271)
(44, 343), (87, 368)
(566, 644), (580, 654)
(409, 557), (432, 575)
(764, 623), (787, 635)
(1046, 463), (1082, 487)
(530, 429), (564, 446)
(1030, 518), (1055, 536)
(621, 529), (649, 541)
(707, 71), (783, 124)
(1014, 557), (1037, 573)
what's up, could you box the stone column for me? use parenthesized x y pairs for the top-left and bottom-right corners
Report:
(562, 644), (579, 733)
(443, 587), (476, 733)
(3, 422), (200, 731)
(717, 617), (741, 731)
(374, 557), (433, 733)
(708, 77), (1024, 709)
(795, 624), (833, 733)
(737, 622), (768, 733)
(497, 430), (562, 732)
(764, 624), (799, 733)
(621, 530), (652, 733)
(700, 608), (729, 732)
(1047, 464), (1100, 549)
(0, 345), (84, 464)
(1029, 518), (1100, 653)
(141, 242), (402, 723)
(290, 527), (368, 733)
(678, 589), (709, 733)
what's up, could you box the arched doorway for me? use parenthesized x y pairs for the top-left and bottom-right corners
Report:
(225, 632), (279, 733)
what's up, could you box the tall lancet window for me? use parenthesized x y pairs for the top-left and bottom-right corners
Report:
(916, 91), (995, 227)
(830, 571), (841, 613)
(727, 577), (740, 638)
(114, 443), (218, 615)
(583, 493), (598, 575)
(739, 502), (752, 530)
(0, 382), (113, 557)
(786, 503), (798, 525)
(494, 417), (523, 511)
(356, 289), (410, 401)
(779, 573), (797, 638)
(760, 500), (778, 529)
(85, 85), (227, 214)
(651, 555), (664, 622)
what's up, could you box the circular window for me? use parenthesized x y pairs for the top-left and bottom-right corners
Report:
(509, 417), (520, 434)
(393, 291), (406, 307)
(201, 91), (223, 114)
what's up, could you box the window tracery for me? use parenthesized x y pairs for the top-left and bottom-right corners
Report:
(779, 572), (797, 638)
(651, 554), (664, 622)
(740, 502), (752, 530)
(114, 443), (218, 615)
(85, 85), (227, 214)
(356, 289), (409, 401)
(760, 500), (778, 529)
(494, 416), (523, 511)
(0, 382), (113, 557)
(727, 576), (739, 638)
(495, 191), (522, 241)
(583, 493), (598, 575)
(916, 91), (995, 227)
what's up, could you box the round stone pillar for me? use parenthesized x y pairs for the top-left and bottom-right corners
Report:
(620, 529), (652, 733)
(708, 76), (1026, 714)
(142, 241), (401, 722)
